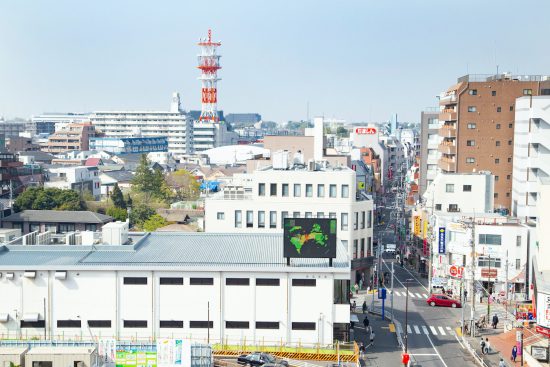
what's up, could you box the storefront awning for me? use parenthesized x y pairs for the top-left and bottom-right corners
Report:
(22, 313), (39, 322)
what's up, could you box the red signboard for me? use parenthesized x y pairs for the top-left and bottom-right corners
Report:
(536, 325), (550, 337)
(481, 268), (498, 278)
(449, 265), (464, 278)
(355, 127), (377, 135)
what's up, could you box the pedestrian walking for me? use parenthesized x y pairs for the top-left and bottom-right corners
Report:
(492, 313), (499, 329)
(353, 300), (357, 312)
(479, 291), (483, 303)
(480, 338), (486, 355)
(485, 338), (491, 354)
(464, 289), (468, 301)
(354, 282), (359, 294)
(362, 301), (367, 314)
(359, 342), (365, 358)
(499, 358), (506, 367)
(363, 316), (369, 330)
(369, 329), (375, 345)
(511, 345), (517, 361)
(359, 278), (364, 290)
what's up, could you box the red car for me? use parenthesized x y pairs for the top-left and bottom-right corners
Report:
(426, 294), (461, 308)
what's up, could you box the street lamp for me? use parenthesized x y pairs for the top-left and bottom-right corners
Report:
(404, 278), (414, 353)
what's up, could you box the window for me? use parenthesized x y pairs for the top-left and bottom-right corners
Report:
(463, 185), (472, 192)
(468, 89), (477, 95)
(258, 183), (265, 196)
(361, 211), (365, 229)
(495, 158), (500, 164)
(508, 157), (512, 163)
(317, 184), (325, 197)
(466, 157), (476, 163)
(85, 224), (97, 231)
(496, 141), (501, 146)
(492, 91), (497, 96)
(468, 106), (477, 112)
(494, 193), (498, 198)
(21, 320), (45, 328)
(329, 184), (337, 198)
(360, 238), (365, 258)
(329, 212), (336, 219)
(516, 236), (522, 247)
(341, 185), (349, 198)
(354, 212), (359, 230)
(448, 204), (458, 212)
(246, 211), (253, 228)
(256, 322), (279, 329)
(509, 123), (513, 128)
(495, 176), (499, 181)
(269, 211), (277, 228)
(190, 278), (214, 285)
(293, 211), (300, 218)
(317, 212), (324, 218)
(446, 184), (454, 193)
(506, 192), (510, 197)
(256, 278), (280, 286)
(235, 210), (242, 228)
(516, 259), (521, 270)
(435, 204), (442, 211)
(160, 277), (183, 285)
(508, 140), (512, 146)
(523, 89), (532, 95)
(226, 278), (250, 286)
(478, 234), (502, 245)
(292, 279), (316, 287)
(510, 106), (514, 112)
(282, 184), (289, 197)
(59, 223), (75, 233)
(496, 124), (501, 129)
(341, 213), (349, 231)
(507, 175), (511, 180)
(217, 212), (225, 220)
(353, 240), (358, 258)
(467, 123), (477, 129)
(305, 212), (312, 218)
(88, 320), (111, 328)
(258, 211), (265, 228)
(281, 211), (288, 224)
(124, 277), (147, 285)
(190, 321), (213, 328)
(160, 320), (184, 328)
(305, 184), (313, 197)
(497, 107), (502, 113)
(57, 320), (81, 328)
(293, 184), (301, 197)
(292, 322), (316, 330)
(124, 320), (147, 328)
(226, 321), (249, 329)
(466, 140), (476, 146)
(477, 257), (501, 268)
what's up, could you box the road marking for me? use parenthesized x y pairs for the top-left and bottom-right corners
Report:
(415, 293), (422, 298)
(408, 292), (415, 298)
(389, 323), (395, 332)
(424, 332), (449, 367)
(413, 325), (420, 334)
(394, 291), (401, 296)
(455, 327), (463, 337)
(422, 326), (429, 335)
(446, 326), (452, 331)
(423, 293), (428, 298)
(410, 353), (439, 356)
(400, 263), (430, 292)
(438, 326), (446, 335)
(407, 325), (412, 333)
(430, 326), (437, 335)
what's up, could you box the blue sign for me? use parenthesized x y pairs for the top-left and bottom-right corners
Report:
(378, 288), (387, 300)
(438, 227), (446, 254)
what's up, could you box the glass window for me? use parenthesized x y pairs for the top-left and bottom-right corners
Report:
(435, 204), (442, 210)
(478, 234), (502, 245)
(523, 89), (532, 95)
(354, 212), (358, 230)
(492, 91), (496, 96)
(216, 212), (225, 220)
(516, 235), (521, 247)
(29, 223), (40, 233)
(477, 256), (501, 268)
(468, 106), (477, 112)
(270, 183), (277, 196)
(235, 210), (242, 228)
(463, 185), (472, 192)
(329, 212), (336, 219)
(367, 211), (372, 228)
(467, 123), (477, 129)
(341, 213), (349, 231)
(497, 107), (502, 112)
(305, 184), (313, 197)
(85, 223), (97, 231)
(361, 211), (365, 229)
(59, 223), (75, 233)
(305, 212), (312, 218)
(466, 157), (476, 163)
(495, 158), (500, 164)
(341, 185), (349, 198)
(258, 183), (265, 196)
(496, 141), (501, 146)
(353, 240), (358, 258)
(468, 89), (477, 95)
(270, 211), (277, 228)
(293, 184), (301, 197)
(281, 211), (288, 224)
(282, 184), (289, 197)
(258, 211), (265, 228)
(317, 212), (324, 218)
(329, 184), (337, 198)
(317, 184), (325, 197)
(516, 259), (521, 270)
(293, 211), (300, 218)
(446, 184), (454, 193)
(496, 123), (501, 129)
(360, 238), (365, 258)
(246, 210), (253, 228)
(466, 140), (476, 146)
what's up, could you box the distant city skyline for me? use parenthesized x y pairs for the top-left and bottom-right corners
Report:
(1, 0), (549, 123)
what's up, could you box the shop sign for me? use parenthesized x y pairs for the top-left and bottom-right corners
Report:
(355, 127), (377, 135)
(481, 268), (498, 278)
(449, 265), (464, 278)
(438, 227), (446, 254)
(531, 345), (549, 362)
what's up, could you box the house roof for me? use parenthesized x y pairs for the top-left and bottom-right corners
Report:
(84, 157), (102, 166)
(0, 233), (350, 273)
(2, 210), (113, 224)
(17, 151), (55, 163)
(101, 170), (134, 183)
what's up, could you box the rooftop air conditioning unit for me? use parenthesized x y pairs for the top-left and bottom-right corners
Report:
(307, 160), (316, 171)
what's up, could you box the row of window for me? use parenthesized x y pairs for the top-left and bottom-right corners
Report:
(466, 157), (512, 164)
(258, 183), (349, 199)
(468, 88), (532, 97)
(466, 139), (512, 147)
(466, 105), (515, 113)
(42, 320), (315, 330)
(352, 237), (372, 258)
(123, 277), (314, 287)
(444, 184), (471, 193)
(10, 223), (98, 233)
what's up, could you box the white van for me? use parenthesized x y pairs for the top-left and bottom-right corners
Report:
(384, 243), (397, 254)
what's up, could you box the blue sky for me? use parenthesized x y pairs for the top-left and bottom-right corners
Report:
(0, 0), (548, 123)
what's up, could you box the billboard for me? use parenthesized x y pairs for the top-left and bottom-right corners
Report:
(438, 227), (446, 254)
(283, 218), (337, 258)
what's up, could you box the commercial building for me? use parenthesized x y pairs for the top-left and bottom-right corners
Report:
(89, 136), (168, 155)
(0, 152), (44, 197)
(30, 113), (91, 136)
(44, 166), (101, 200)
(438, 74), (550, 212)
(46, 123), (96, 154)
(419, 109), (442, 195)
(204, 160), (374, 284)
(511, 96), (550, 222)
(0, 230), (351, 345)
(0, 120), (26, 138)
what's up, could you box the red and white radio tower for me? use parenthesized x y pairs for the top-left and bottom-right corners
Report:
(197, 29), (221, 122)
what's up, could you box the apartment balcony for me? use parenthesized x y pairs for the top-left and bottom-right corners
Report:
(438, 142), (456, 155)
(438, 157), (456, 172)
(438, 125), (456, 138)
(439, 93), (457, 105)
(439, 109), (457, 121)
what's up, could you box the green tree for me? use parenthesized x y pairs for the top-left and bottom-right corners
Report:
(165, 169), (200, 201)
(14, 187), (85, 212)
(336, 126), (349, 137)
(132, 154), (169, 201)
(129, 203), (155, 228)
(142, 214), (168, 232)
(111, 183), (126, 209)
(106, 206), (128, 222)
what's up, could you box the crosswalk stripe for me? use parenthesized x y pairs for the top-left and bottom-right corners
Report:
(422, 326), (429, 335)
(430, 326), (437, 335)
(407, 325), (412, 333)
(438, 326), (446, 335)
(409, 292), (415, 298)
(446, 326), (452, 331)
(415, 293), (422, 298)
(394, 291), (402, 296)
(423, 294), (428, 298)
(414, 325), (421, 334)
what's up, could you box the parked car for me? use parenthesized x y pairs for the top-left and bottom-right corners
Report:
(237, 353), (289, 367)
(426, 294), (461, 308)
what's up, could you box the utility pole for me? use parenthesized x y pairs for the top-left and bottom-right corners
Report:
(469, 218), (476, 337)
(505, 250), (509, 323)
(207, 301), (210, 345)
(405, 279), (410, 353)
(391, 261), (394, 322)
(487, 254), (491, 323)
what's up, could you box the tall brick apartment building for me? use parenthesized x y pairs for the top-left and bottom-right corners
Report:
(438, 74), (550, 212)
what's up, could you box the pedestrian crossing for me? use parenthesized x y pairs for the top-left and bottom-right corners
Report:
(404, 324), (457, 336)
(390, 290), (429, 298)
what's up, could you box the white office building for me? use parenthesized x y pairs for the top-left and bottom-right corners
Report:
(204, 158), (374, 283)
(44, 166), (101, 200)
(0, 230), (351, 345)
(512, 96), (550, 222)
